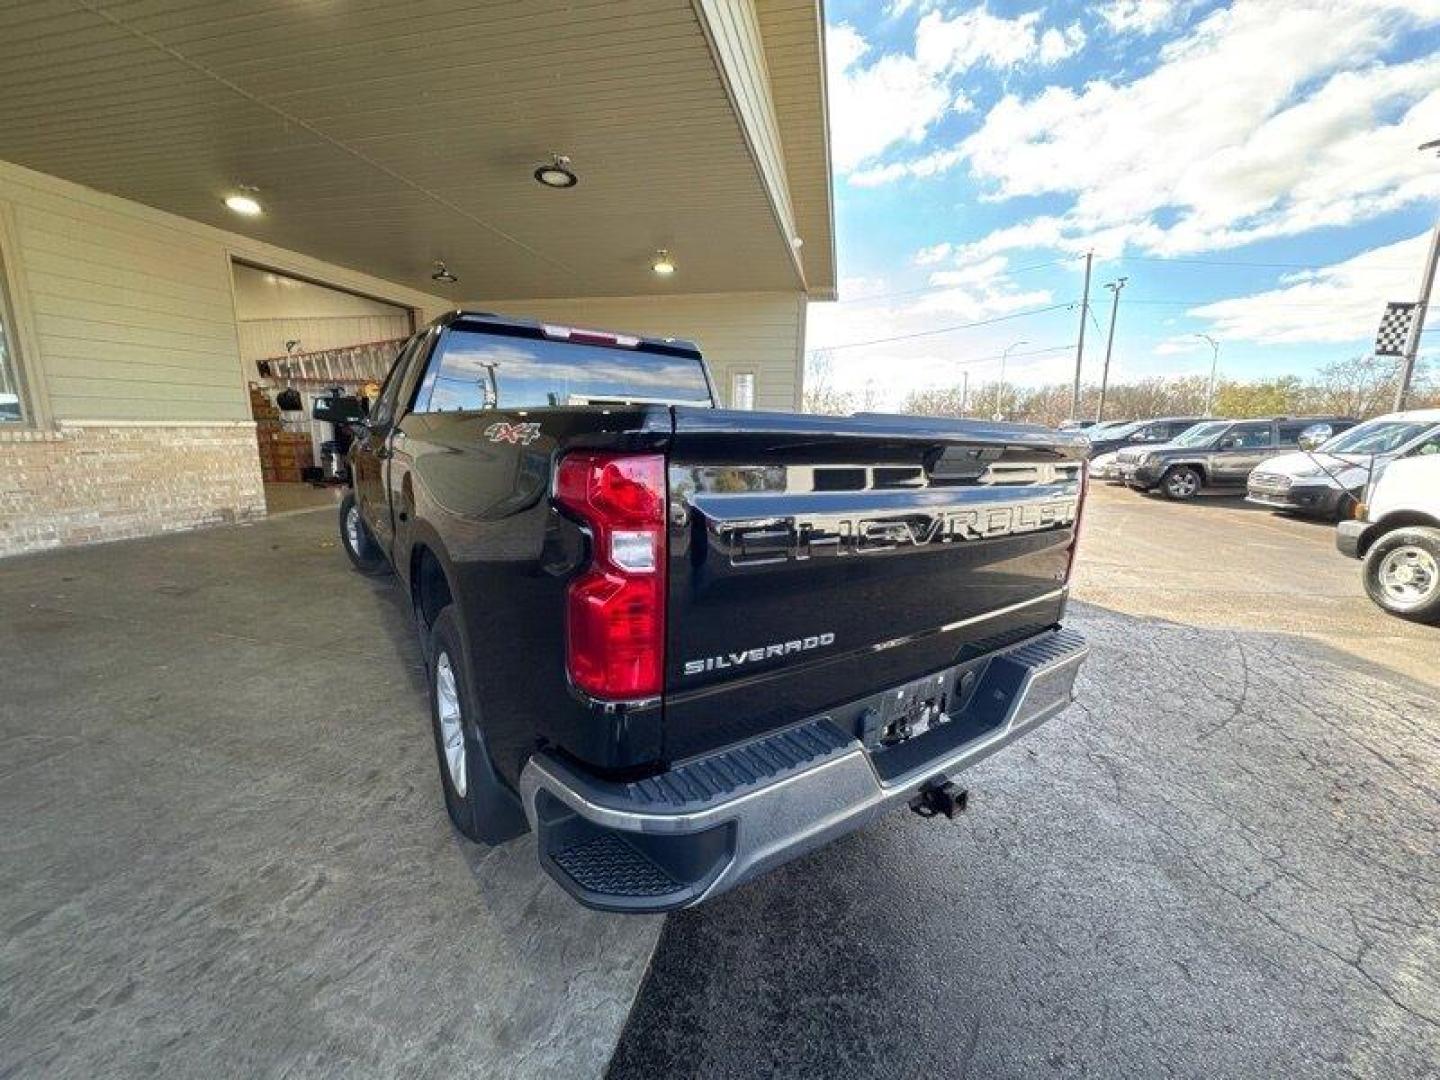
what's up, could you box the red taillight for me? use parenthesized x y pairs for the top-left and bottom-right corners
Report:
(554, 452), (666, 699)
(1065, 466), (1088, 582)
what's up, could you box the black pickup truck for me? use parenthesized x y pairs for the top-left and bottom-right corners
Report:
(315, 311), (1090, 912)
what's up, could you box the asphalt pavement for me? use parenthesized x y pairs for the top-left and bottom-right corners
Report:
(609, 486), (1439, 1079)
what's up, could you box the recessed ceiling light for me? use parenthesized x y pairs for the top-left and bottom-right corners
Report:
(224, 187), (263, 216)
(431, 260), (458, 284)
(533, 153), (578, 189)
(651, 250), (676, 276)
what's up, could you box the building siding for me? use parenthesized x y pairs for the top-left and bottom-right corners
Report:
(0, 158), (449, 425)
(468, 291), (805, 411)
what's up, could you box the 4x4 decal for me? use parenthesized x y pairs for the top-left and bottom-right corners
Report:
(483, 421), (543, 446)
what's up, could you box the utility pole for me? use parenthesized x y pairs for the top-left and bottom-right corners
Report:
(1395, 219), (1440, 411)
(1096, 277), (1127, 422)
(1070, 251), (1093, 420)
(1197, 333), (1220, 416)
(1396, 138), (1440, 410)
(995, 339), (1029, 420)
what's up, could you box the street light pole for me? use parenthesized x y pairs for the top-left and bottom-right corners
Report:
(960, 370), (969, 416)
(1070, 251), (1093, 420)
(1197, 333), (1220, 416)
(995, 340), (1029, 420)
(1096, 277), (1128, 422)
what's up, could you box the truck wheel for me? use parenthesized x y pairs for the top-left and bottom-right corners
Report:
(1363, 527), (1440, 623)
(426, 606), (529, 845)
(1160, 465), (1202, 500)
(339, 492), (389, 576)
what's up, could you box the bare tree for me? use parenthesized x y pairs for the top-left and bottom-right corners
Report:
(802, 349), (855, 415)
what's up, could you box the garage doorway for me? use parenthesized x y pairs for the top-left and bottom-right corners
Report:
(232, 262), (414, 514)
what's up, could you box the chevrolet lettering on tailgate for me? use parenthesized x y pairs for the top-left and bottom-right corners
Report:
(719, 495), (1079, 566)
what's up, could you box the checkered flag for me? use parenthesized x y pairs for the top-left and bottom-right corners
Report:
(1375, 302), (1418, 356)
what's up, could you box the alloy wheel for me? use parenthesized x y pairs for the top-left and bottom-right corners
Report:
(1167, 470), (1198, 498)
(345, 505), (363, 555)
(435, 651), (467, 797)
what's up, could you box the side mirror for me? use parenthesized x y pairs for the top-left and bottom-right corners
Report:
(1298, 424), (1332, 451)
(312, 394), (368, 425)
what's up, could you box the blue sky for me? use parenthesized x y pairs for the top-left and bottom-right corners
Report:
(807, 0), (1440, 406)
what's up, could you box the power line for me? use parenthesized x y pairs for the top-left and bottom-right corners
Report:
(1122, 297), (1401, 309)
(816, 301), (1077, 352)
(948, 343), (1076, 367)
(1111, 254), (1416, 272)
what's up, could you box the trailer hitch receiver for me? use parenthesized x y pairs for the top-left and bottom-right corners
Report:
(909, 779), (968, 820)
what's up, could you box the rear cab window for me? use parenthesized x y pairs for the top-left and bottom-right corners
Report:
(413, 325), (714, 413)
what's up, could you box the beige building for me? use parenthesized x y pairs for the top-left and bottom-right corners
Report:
(0, 0), (834, 557)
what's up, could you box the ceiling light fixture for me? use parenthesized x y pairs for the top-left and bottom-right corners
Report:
(651, 250), (676, 276)
(533, 153), (578, 189)
(431, 261), (459, 284)
(224, 186), (263, 216)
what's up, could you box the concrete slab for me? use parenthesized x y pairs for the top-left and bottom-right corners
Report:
(0, 509), (660, 1079)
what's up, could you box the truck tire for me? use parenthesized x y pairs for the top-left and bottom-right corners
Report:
(1160, 465), (1202, 501)
(426, 606), (529, 845)
(339, 492), (389, 576)
(1362, 526), (1440, 624)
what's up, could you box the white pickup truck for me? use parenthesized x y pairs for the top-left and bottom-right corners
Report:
(1336, 454), (1440, 623)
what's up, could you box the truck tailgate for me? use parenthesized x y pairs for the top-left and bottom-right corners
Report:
(663, 408), (1085, 761)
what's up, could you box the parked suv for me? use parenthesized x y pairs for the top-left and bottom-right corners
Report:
(1247, 409), (1440, 519)
(1087, 417), (1204, 480)
(1087, 417), (1203, 460)
(1118, 416), (1356, 500)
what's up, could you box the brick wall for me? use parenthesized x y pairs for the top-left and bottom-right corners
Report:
(0, 421), (266, 558)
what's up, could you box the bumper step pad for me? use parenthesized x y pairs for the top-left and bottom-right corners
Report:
(551, 834), (682, 898)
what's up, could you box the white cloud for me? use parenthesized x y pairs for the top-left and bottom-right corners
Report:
(1098, 0), (1184, 35)
(932, 0), (1440, 256)
(826, 24), (953, 172)
(1038, 23), (1086, 64)
(914, 7), (1041, 72)
(913, 242), (954, 266)
(850, 147), (965, 187)
(836, 275), (893, 300)
(948, 217), (1070, 261)
(1187, 233), (1428, 345)
(828, 7), (1091, 176)
(1153, 336), (1207, 356)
